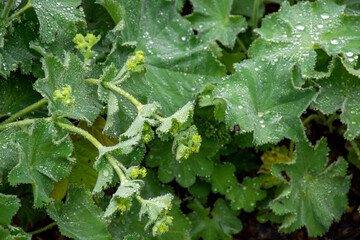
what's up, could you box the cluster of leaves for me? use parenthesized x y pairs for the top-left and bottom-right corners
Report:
(0, 0), (359, 239)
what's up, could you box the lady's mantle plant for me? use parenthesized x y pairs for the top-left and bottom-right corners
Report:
(0, 0), (359, 239)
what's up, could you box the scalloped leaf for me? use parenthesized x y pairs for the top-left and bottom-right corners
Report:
(187, 0), (247, 48)
(270, 139), (351, 236)
(0, 23), (37, 77)
(108, 171), (191, 239)
(249, 0), (360, 78)
(187, 198), (242, 240)
(210, 163), (266, 212)
(8, 120), (73, 208)
(0, 193), (20, 226)
(156, 101), (194, 138)
(31, 0), (85, 43)
(117, 0), (225, 115)
(0, 127), (20, 185)
(213, 59), (316, 145)
(0, 225), (31, 240)
(34, 53), (102, 124)
(47, 184), (112, 240)
(312, 58), (360, 140)
(146, 137), (217, 187)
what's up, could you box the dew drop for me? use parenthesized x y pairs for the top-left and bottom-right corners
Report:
(317, 25), (323, 29)
(330, 40), (339, 45)
(296, 25), (305, 31)
(321, 14), (329, 19)
(238, 105), (243, 109)
(346, 52), (354, 57)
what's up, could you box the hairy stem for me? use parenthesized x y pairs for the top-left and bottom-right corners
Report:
(106, 153), (127, 183)
(1, 98), (47, 125)
(136, 195), (145, 204)
(85, 79), (143, 111)
(0, 118), (52, 131)
(7, 0), (33, 22)
(55, 121), (103, 149)
(112, 71), (130, 85)
(56, 121), (128, 183)
(1, 0), (15, 19)
(29, 222), (57, 235)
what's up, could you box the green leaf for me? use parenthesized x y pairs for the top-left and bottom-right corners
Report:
(0, 193), (20, 226)
(249, 0), (360, 78)
(95, 0), (124, 24)
(0, 74), (43, 117)
(31, 0), (85, 43)
(139, 194), (173, 229)
(210, 163), (266, 211)
(104, 179), (144, 217)
(226, 177), (266, 212)
(108, 170), (191, 239)
(156, 101), (194, 138)
(34, 53), (102, 123)
(312, 58), (360, 140)
(213, 59), (316, 145)
(146, 137), (217, 187)
(118, 0), (225, 115)
(68, 138), (98, 191)
(187, 0), (247, 48)
(0, 23), (37, 77)
(0, 127), (20, 185)
(188, 198), (242, 240)
(47, 183), (112, 240)
(93, 136), (141, 194)
(270, 139), (351, 236)
(8, 120), (73, 207)
(232, 0), (265, 23)
(0, 225), (31, 240)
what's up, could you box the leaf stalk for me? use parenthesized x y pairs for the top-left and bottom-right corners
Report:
(0, 98), (47, 125)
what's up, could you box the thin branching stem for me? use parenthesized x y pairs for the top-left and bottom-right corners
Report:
(106, 153), (127, 183)
(56, 121), (103, 148)
(1, 0), (15, 19)
(7, 0), (33, 22)
(85, 78), (143, 111)
(1, 98), (47, 125)
(29, 222), (57, 235)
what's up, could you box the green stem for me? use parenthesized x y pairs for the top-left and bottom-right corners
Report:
(253, 0), (260, 36)
(7, 0), (33, 22)
(106, 153), (127, 183)
(289, 141), (294, 159)
(136, 195), (145, 204)
(350, 140), (360, 158)
(55, 121), (103, 149)
(302, 114), (319, 125)
(113, 64), (130, 84)
(154, 114), (165, 122)
(85, 79), (143, 111)
(0, 118), (37, 131)
(236, 38), (248, 57)
(1, 0), (15, 19)
(112, 71), (130, 85)
(56, 121), (129, 183)
(1, 98), (47, 125)
(29, 222), (57, 235)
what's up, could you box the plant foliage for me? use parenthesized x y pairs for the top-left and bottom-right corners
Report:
(0, 0), (359, 239)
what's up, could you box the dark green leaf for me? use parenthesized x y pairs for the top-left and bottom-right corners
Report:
(270, 139), (351, 236)
(8, 120), (73, 207)
(47, 183), (112, 240)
